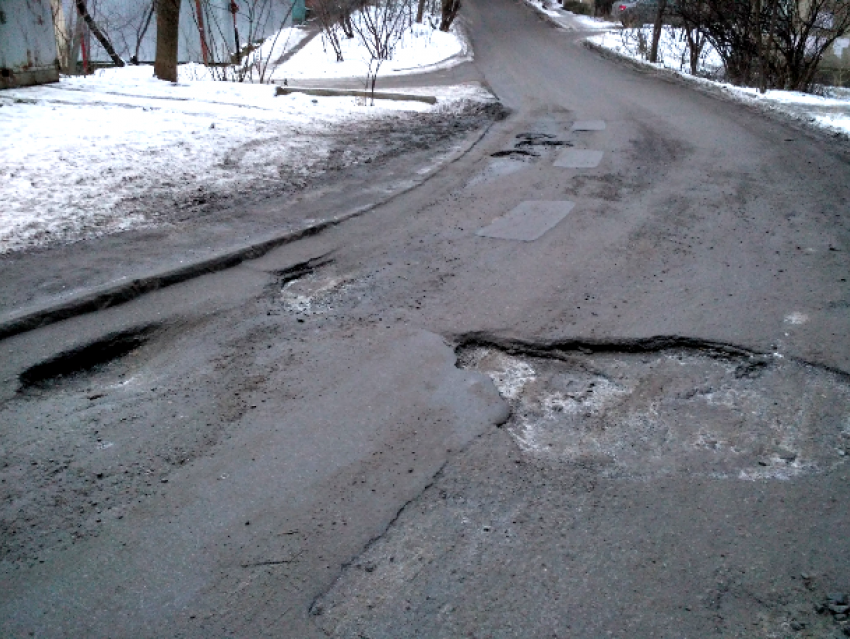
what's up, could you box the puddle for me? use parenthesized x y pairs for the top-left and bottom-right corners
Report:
(457, 343), (850, 480)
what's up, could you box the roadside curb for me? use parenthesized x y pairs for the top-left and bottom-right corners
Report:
(276, 86), (437, 104)
(583, 39), (850, 148)
(0, 117), (498, 342)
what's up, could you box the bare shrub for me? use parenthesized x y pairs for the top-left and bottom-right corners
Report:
(677, 0), (850, 91)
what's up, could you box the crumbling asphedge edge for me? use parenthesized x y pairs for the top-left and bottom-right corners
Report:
(453, 332), (755, 359)
(0, 110), (502, 343)
(17, 324), (160, 392)
(451, 331), (850, 380)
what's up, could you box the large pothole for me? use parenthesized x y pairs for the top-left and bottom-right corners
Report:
(17, 325), (158, 392)
(457, 340), (850, 480)
(310, 339), (850, 639)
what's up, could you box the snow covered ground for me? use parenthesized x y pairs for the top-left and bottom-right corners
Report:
(522, 0), (620, 30)
(0, 21), (485, 255)
(276, 21), (469, 80)
(590, 29), (850, 138)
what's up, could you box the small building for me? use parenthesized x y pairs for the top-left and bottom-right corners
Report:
(0, 0), (60, 89)
(821, 37), (850, 87)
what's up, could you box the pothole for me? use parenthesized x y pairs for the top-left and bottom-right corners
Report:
(18, 325), (158, 392)
(514, 133), (572, 148)
(280, 271), (373, 317)
(490, 149), (539, 158)
(457, 340), (850, 480)
(490, 132), (573, 158)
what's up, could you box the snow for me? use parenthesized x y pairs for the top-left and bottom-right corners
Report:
(277, 21), (469, 80)
(590, 28), (850, 138)
(521, 0), (620, 30)
(0, 21), (484, 255)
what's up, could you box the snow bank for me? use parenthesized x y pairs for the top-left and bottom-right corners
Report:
(277, 20), (468, 80)
(590, 29), (850, 138)
(522, 0), (620, 30)
(0, 62), (490, 254)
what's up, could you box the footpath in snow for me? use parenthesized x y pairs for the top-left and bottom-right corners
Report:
(0, 18), (483, 256)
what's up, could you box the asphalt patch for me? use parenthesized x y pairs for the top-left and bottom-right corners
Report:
(554, 149), (605, 168)
(476, 201), (575, 242)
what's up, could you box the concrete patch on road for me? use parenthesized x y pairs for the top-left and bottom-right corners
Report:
(476, 201), (575, 242)
(457, 340), (850, 481)
(554, 149), (605, 168)
(466, 156), (532, 188)
(571, 120), (607, 131)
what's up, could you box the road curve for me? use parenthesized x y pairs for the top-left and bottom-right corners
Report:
(1, 0), (849, 637)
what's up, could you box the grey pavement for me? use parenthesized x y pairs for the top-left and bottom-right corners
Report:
(1, 0), (850, 637)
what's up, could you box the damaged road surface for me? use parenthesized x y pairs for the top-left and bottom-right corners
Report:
(316, 342), (850, 639)
(2, 0), (850, 635)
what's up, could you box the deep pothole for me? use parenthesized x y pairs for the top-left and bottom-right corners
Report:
(490, 131), (573, 158)
(456, 340), (850, 480)
(18, 325), (158, 392)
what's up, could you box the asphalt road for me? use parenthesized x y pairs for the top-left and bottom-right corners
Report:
(2, 0), (850, 637)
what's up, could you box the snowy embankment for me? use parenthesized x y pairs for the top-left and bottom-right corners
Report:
(278, 21), (470, 80)
(521, 0), (620, 30)
(589, 29), (850, 138)
(0, 20), (482, 255)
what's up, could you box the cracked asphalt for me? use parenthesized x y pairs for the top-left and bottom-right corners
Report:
(2, 0), (850, 637)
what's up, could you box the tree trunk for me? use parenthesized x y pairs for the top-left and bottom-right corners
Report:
(416, 0), (427, 23)
(134, 2), (156, 63)
(155, 0), (181, 82)
(74, 0), (125, 67)
(755, 0), (765, 91)
(440, 0), (460, 31)
(69, 14), (83, 75)
(50, 0), (71, 71)
(759, 0), (780, 92)
(649, 0), (667, 63)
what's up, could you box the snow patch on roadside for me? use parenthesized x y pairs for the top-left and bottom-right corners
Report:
(522, 0), (619, 29)
(277, 20), (468, 81)
(589, 29), (850, 138)
(0, 64), (493, 255)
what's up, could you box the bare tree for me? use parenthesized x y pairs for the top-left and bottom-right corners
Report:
(312, 0), (351, 61)
(75, 0), (125, 66)
(677, 0), (850, 91)
(649, 0), (668, 62)
(678, 0), (708, 75)
(195, 0), (302, 82)
(134, 2), (157, 63)
(772, 0), (850, 91)
(439, 0), (460, 31)
(351, 0), (413, 103)
(155, 0), (181, 81)
(50, 0), (71, 71)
